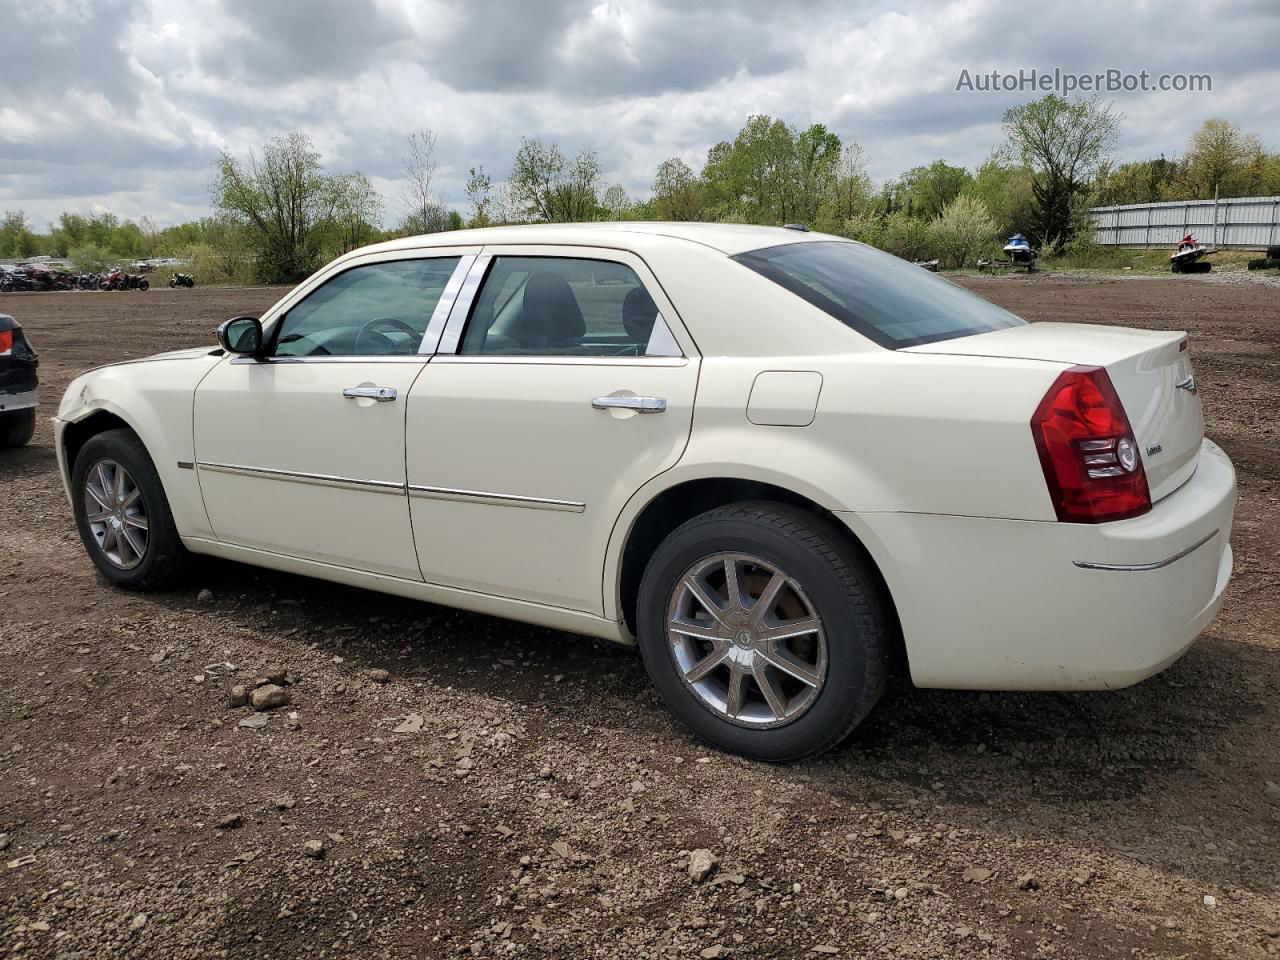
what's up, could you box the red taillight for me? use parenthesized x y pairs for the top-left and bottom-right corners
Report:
(0, 330), (11, 355)
(1031, 365), (1151, 523)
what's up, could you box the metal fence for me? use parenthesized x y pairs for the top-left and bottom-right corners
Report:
(1091, 195), (1280, 249)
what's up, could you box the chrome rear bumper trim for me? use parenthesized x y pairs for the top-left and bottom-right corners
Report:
(1072, 528), (1218, 572)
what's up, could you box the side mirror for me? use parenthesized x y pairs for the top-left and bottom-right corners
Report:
(217, 316), (263, 356)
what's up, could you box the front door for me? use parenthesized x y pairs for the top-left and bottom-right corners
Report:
(406, 249), (699, 612)
(194, 254), (470, 579)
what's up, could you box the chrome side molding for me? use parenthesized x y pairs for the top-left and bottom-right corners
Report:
(195, 461), (585, 513)
(407, 484), (585, 513)
(197, 461), (405, 495)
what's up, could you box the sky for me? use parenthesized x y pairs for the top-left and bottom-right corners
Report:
(1, 0), (1277, 229)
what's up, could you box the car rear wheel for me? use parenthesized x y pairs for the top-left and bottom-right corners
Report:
(71, 429), (190, 590)
(637, 502), (890, 761)
(0, 409), (36, 448)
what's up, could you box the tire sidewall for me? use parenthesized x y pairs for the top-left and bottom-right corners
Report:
(71, 432), (179, 589)
(637, 510), (881, 761)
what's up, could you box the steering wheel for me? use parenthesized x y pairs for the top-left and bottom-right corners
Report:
(352, 316), (421, 355)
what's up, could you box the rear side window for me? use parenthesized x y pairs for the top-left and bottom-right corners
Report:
(459, 256), (680, 357)
(733, 240), (1025, 349)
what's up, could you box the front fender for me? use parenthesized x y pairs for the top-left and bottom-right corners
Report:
(56, 354), (222, 538)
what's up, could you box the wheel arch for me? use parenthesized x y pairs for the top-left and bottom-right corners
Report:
(610, 475), (903, 666)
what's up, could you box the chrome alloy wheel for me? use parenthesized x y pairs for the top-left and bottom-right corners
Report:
(666, 552), (828, 728)
(82, 459), (149, 570)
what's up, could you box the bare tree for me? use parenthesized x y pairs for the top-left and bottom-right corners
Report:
(402, 129), (439, 230)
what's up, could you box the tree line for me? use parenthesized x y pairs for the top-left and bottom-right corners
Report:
(3, 96), (1276, 284)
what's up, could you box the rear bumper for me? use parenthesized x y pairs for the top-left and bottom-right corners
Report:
(845, 439), (1235, 690)
(0, 388), (37, 413)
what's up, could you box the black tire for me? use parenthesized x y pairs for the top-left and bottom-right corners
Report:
(1248, 258), (1268, 271)
(71, 429), (190, 590)
(0, 409), (36, 448)
(1266, 245), (1280, 260)
(1266, 259), (1280, 270)
(138, 279), (149, 291)
(169, 278), (177, 288)
(636, 502), (891, 761)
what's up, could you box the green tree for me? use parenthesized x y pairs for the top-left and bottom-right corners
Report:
(0, 211), (38, 258)
(212, 132), (342, 283)
(652, 158), (708, 221)
(465, 165), (494, 227)
(1002, 94), (1120, 250)
(930, 195), (997, 268)
(964, 157), (1036, 238)
(509, 138), (601, 222)
(332, 173), (385, 252)
(816, 143), (873, 233)
(1181, 118), (1266, 198)
(890, 160), (973, 220)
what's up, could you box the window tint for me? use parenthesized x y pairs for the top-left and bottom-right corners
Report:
(274, 258), (461, 357)
(733, 241), (1025, 349)
(459, 256), (679, 357)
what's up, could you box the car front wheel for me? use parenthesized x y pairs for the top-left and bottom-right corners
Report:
(637, 502), (891, 761)
(71, 429), (190, 590)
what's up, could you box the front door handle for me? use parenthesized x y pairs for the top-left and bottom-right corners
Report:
(592, 395), (667, 414)
(343, 386), (397, 402)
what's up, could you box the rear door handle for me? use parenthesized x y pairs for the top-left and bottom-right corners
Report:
(592, 395), (666, 414)
(343, 386), (397, 402)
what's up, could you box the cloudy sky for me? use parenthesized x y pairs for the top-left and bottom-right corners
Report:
(2, 0), (1276, 229)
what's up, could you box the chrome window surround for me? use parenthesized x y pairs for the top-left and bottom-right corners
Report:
(233, 255), (477, 365)
(434, 251), (688, 361)
(1072, 528), (1218, 572)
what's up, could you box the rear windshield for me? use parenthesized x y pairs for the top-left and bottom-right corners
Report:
(733, 240), (1026, 348)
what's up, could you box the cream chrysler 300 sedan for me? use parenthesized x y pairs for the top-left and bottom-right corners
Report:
(55, 223), (1236, 760)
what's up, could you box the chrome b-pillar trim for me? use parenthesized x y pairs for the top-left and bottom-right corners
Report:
(436, 253), (492, 355)
(197, 461), (406, 495)
(418, 254), (477, 355)
(1072, 528), (1218, 572)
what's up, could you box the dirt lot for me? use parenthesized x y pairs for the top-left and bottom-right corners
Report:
(1, 276), (1277, 959)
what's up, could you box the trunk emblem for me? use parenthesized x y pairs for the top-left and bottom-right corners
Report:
(1146, 443), (1163, 456)
(1175, 375), (1197, 394)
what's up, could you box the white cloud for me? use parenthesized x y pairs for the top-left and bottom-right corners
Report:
(1, 0), (1274, 228)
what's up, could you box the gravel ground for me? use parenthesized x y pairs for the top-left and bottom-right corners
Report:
(0, 276), (1277, 959)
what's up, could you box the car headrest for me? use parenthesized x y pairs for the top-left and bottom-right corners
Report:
(510, 271), (585, 347)
(622, 286), (659, 344)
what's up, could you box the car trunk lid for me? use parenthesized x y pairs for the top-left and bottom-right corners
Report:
(905, 322), (1204, 503)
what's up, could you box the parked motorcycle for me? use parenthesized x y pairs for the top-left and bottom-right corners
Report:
(169, 272), (195, 288)
(99, 269), (150, 291)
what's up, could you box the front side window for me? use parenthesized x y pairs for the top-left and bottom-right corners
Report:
(733, 241), (1026, 349)
(458, 256), (680, 357)
(273, 257), (461, 357)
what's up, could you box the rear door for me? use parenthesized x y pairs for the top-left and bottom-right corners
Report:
(406, 247), (699, 613)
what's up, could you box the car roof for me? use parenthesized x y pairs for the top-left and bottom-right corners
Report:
(354, 222), (839, 258)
